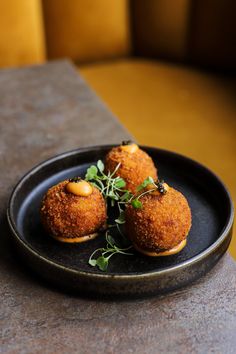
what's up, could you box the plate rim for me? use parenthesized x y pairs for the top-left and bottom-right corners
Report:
(7, 144), (234, 280)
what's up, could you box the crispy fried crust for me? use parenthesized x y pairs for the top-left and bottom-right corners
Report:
(105, 146), (157, 193)
(40, 180), (107, 242)
(125, 187), (191, 253)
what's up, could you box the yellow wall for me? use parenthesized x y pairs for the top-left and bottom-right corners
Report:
(0, 0), (45, 68)
(42, 0), (131, 64)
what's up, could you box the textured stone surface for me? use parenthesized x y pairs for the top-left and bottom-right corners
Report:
(0, 60), (236, 354)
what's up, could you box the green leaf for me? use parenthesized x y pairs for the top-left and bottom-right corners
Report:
(107, 235), (115, 246)
(96, 256), (108, 271)
(85, 165), (98, 180)
(108, 191), (119, 200)
(120, 191), (132, 202)
(115, 178), (126, 188)
(131, 199), (143, 209)
(88, 259), (97, 267)
(136, 176), (154, 191)
(97, 160), (104, 172)
(136, 176), (154, 192)
(115, 211), (126, 224)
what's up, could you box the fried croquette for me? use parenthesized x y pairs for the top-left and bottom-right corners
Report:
(40, 179), (107, 243)
(125, 183), (191, 256)
(105, 142), (157, 194)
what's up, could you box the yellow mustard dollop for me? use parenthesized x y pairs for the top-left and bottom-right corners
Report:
(121, 143), (139, 153)
(66, 180), (92, 196)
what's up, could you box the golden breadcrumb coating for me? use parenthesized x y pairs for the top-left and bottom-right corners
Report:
(105, 146), (157, 194)
(125, 187), (191, 252)
(40, 180), (106, 241)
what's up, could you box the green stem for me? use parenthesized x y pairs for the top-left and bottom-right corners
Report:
(110, 162), (121, 178)
(89, 248), (104, 261)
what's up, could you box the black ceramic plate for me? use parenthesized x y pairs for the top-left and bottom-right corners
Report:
(7, 145), (234, 298)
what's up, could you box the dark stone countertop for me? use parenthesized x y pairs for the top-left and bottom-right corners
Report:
(0, 60), (235, 354)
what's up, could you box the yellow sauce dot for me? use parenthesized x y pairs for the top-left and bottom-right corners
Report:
(146, 182), (169, 193)
(66, 181), (92, 196)
(163, 183), (169, 192)
(121, 143), (139, 153)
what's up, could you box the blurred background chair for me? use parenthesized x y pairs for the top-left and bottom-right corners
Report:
(0, 0), (235, 257)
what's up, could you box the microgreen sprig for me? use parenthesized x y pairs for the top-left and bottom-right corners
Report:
(85, 160), (127, 206)
(88, 231), (133, 271)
